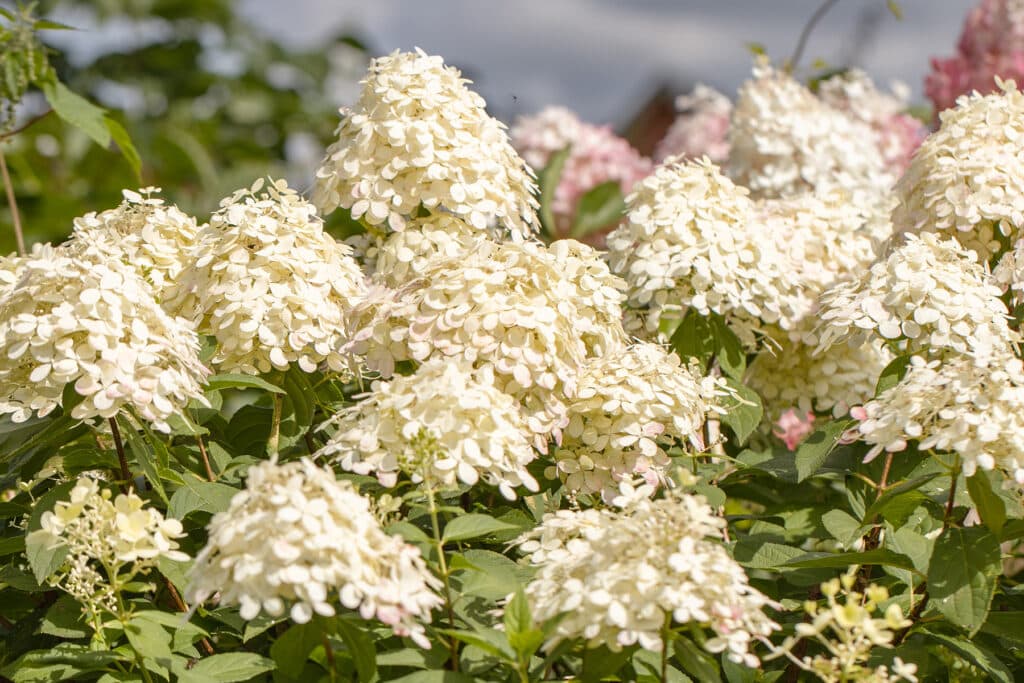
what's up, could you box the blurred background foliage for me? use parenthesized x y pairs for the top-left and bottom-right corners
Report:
(0, 0), (369, 253)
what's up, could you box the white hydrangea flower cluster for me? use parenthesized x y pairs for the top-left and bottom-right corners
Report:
(747, 336), (893, 419)
(353, 212), (486, 288)
(515, 485), (779, 664)
(814, 233), (1015, 359)
(816, 69), (926, 175)
(654, 84), (732, 164)
(606, 157), (803, 346)
(313, 48), (539, 239)
(68, 188), (200, 302)
(317, 358), (540, 499)
(550, 342), (729, 499)
(0, 241), (58, 300)
(758, 191), (890, 301)
(27, 477), (188, 624)
(857, 354), (1024, 484)
(346, 238), (627, 437)
(186, 458), (442, 644)
(893, 79), (1024, 262)
(171, 178), (366, 375)
(0, 248), (209, 431)
(772, 570), (917, 683)
(728, 59), (893, 202)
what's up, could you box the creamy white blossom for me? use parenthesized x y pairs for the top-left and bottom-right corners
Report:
(816, 69), (926, 175)
(0, 247), (209, 431)
(814, 233), (1015, 359)
(550, 343), (729, 499)
(516, 485), (779, 664)
(186, 458), (441, 644)
(893, 78), (1024, 262)
(606, 157), (803, 346)
(68, 188), (200, 302)
(857, 354), (1024, 484)
(317, 358), (539, 499)
(171, 178), (366, 375)
(728, 59), (893, 202)
(353, 212), (486, 288)
(26, 477), (188, 625)
(994, 235), (1024, 305)
(313, 49), (539, 239)
(747, 336), (893, 419)
(346, 238), (627, 439)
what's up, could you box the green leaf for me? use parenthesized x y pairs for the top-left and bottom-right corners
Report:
(271, 621), (322, 680)
(669, 309), (716, 368)
(720, 379), (762, 446)
(918, 628), (1012, 683)
(821, 509), (863, 547)
(105, 117), (141, 180)
(503, 589), (531, 638)
(888, 526), (933, 574)
(928, 526), (1000, 636)
(981, 612), (1024, 645)
(41, 80), (110, 148)
(570, 181), (625, 239)
(125, 613), (173, 666)
(204, 373), (286, 394)
(389, 673), (475, 683)
(156, 554), (193, 593)
(708, 315), (746, 380)
(1, 646), (123, 683)
(120, 416), (167, 503)
(732, 540), (804, 569)
(442, 513), (517, 543)
(178, 653), (275, 683)
(795, 419), (854, 481)
(875, 354), (912, 395)
(39, 595), (89, 639)
(581, 645), (634, 683)
(633, 649), (693, 682)
(673, 637), (720, 682)
(168, 476), (238, 519)
(861, 473), (941, 523)
(442, 628), (515, 660)
(538, 146), (570, 238)
(336, 618), (377, 683)
(784, 549), (916, 571)
(967, 471), (1007, 536)
(458, 549), (532, 600)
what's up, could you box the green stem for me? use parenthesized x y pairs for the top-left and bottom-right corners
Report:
(944, 457), (961, 528)
(322, 632), (337, 682)
(788, 0), (840, 72)
(660, 613), (672, 683)
(426, 483), (459, 671)
(267, 393), (282, 457)
(108, 417), (130, 493)
(0, 144), (25, 255)
(196, 435), (215, 482)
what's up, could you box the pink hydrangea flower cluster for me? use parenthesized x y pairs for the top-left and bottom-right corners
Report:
(773, 408), (816, 450)
(510, 106), (652, 239)
(926, 0), (1024, 115)
(654, 84), (732, 164)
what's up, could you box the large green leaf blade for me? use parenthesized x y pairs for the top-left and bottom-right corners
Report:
(927, 526), (1000, 636)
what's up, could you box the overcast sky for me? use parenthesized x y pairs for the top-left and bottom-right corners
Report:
(238, 0), (974, 126)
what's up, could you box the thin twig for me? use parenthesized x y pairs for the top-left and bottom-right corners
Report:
(108, 417), (130, 493)
(0, 145), (25, 255)
(944, 467), (959, 527)
(196, 436), (215, 482)
(164, 579), (215, 656)
(788, 0), (841, 72)
(0, 109), (52, 140)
